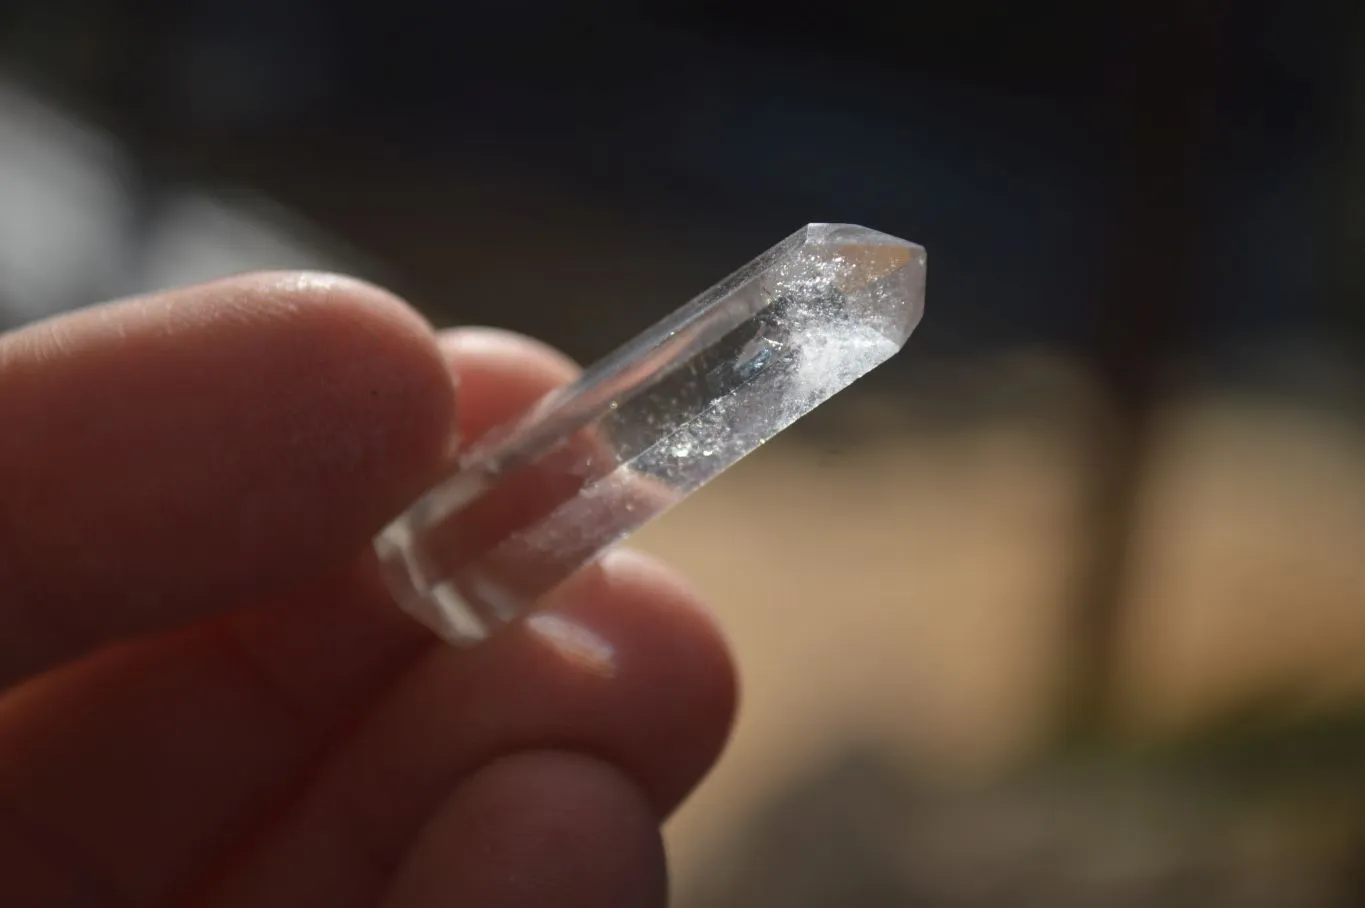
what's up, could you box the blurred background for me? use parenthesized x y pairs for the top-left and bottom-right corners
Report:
(5, 1), (1365, 904)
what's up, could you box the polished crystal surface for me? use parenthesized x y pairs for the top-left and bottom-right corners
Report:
(375, 223), (926, 643)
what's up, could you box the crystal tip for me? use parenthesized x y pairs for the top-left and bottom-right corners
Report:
(797, 223), (926, 348)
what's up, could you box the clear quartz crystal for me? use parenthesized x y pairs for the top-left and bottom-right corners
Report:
(375, 223), (926, 643)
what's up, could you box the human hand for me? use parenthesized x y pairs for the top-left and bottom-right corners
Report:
(0, 274), (736, 907)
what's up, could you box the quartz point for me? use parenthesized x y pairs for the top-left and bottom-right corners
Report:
(374, 223), (926, 643)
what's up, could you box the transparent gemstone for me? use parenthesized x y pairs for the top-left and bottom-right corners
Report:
(375, 223), (926, 642)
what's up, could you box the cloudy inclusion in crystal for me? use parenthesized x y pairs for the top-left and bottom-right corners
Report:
(375, 223), (926, 642)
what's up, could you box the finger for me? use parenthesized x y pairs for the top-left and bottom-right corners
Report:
(209, 549), (736, 908)
(381, 751), (665, 908)
(0, 273), (457, 685)
(0, 328), (583, 907)
(434, 326), (579, 439)
(212, 326), (583, 729)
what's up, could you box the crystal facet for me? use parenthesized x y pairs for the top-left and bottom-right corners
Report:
(375, 223), (926, 642)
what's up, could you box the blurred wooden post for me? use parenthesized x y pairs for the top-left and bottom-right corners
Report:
(1063, 2), (1225, 739)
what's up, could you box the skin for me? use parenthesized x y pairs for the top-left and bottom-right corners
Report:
(0, 273), (737, 907)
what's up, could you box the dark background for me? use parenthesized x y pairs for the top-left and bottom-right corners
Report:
(8, 2), (1360, 356)
(5, 3), (1365, 905)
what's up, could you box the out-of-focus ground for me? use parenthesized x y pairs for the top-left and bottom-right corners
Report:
(6, 4), (1365, 901)
(648, 376), (1365, 907)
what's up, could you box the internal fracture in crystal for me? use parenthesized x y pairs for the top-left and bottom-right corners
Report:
(375, 223), (926, 643)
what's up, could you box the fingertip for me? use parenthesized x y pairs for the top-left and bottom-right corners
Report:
(584, 548), (737, 715)
(594, 547), (731, 650)
(383, 751), (666, 908)
(530, 548), (739, 815)
(435, 327), (581, 444)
